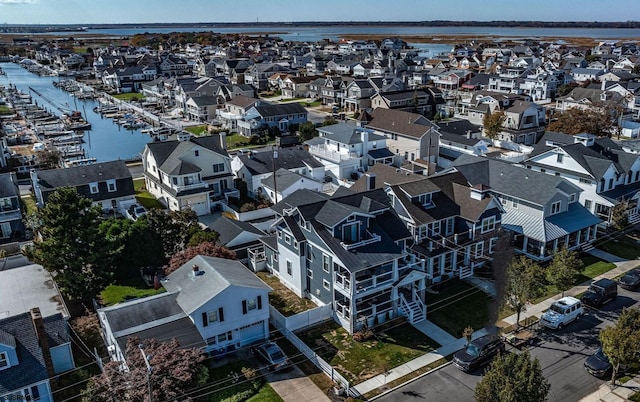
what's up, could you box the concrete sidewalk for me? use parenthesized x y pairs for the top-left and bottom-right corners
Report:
(356, 251), (640, 398)
(578, 378), (640, 401)
(267, 364), (331, 402)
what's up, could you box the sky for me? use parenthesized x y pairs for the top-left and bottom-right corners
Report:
(0, 0), (638, 25)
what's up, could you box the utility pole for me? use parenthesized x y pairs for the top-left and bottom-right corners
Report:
(272, 144), (278, 204)
(139, 344), (153, 402)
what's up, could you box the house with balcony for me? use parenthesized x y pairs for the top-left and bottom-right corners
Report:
(98, 256), (271, 361)
(142, 134), (235, 216)
(31, 160), (136, 214)
(370, 89), (433, 116)
(523, 132), (640, 226)
(100, 65), (157, 93)
(237, 103), (308, 137)
(342, 79), (376, 113)
(319, 76), (351, 106)
(216, 95), (259, 131)
(366, 108), (440, 170)
(305, 122), (393, 181)
(451, 154), (601, 261)
(249, 187), (426, 333)
(0, 173), (25, 243)
(351, 164), (505, 282)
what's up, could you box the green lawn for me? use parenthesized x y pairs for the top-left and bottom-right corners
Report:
(207, 361), (283, 402)
(0, 106), (14, 115)
(133, 178), (166, 210)
(20, 195), (37, 216)
(297, 321), (437, 384)
(100, 277), (165, 306)
(594, 233), (640, 260)
(300, 100), (322, 107)
(427, 279), (492, 338)
(112, 93), (144, 102)
(185, 125), (209, 136)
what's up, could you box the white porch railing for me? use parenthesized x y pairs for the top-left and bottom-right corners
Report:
(174, 181), (208, 192)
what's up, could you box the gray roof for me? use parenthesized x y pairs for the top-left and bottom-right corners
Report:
(0, 264), (69, 319)
(0, 173), (18, 198)
(261, 168), (311, 191)
(316, 123), (386, 145)
(237, 147), (323, 176)
(254, 102), (308, 118)
(146, 135), (228, 169)
(162, 256), (271, 315)
(35, 160), (131, 188)
(0, 312), (68, 394)
(453, 154), (582, 206)
(209, 216), (265, 245)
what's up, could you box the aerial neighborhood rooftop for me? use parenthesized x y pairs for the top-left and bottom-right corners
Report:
(2, 26), (640, 401)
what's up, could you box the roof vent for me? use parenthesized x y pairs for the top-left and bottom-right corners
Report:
(192, 264), (204, 276)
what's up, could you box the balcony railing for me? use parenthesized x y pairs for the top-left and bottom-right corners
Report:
(308, 144), (359, 163)
(335, 273), (351, 292)
(355, 271), (393, 293)
(174, 181), (209, 192)
(341, 230), (381, 250)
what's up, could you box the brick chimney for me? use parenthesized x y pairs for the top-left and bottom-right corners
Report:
(31, 307), (55, 378)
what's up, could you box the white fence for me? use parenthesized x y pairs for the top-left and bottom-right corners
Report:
(269, 305), (360, 398)
(269, 304), (333, 332)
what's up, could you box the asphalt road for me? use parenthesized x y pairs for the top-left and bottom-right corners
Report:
(376, 287), (640, 402)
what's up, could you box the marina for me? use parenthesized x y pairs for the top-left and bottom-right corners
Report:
(0, 61), (153, 164)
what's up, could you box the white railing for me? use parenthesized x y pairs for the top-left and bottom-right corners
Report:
(174, 181), (208, 192)
(341, 231), (381, 250)
(308, 145), (357, 163)
(400, 294), (414, 323)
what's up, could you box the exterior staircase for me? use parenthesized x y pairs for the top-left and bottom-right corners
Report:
(400, 294), (426, 324)
(459, 265), (473, 279)
(581, 241), (595, 252)
(629, 213), (640, 226)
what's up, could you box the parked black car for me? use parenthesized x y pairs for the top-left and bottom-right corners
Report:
(584, 348), (626, 378)
(453, 334), (505, 372)
(618, 268), (640, 290)
(581, 278), (617, 308)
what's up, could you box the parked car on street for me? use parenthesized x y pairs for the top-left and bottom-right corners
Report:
(584, 348), (626, 379)
(453, 334), (505, 372)
(581, 278), (617, 308)
(618, 268), (640, 291)
(252, 341), (288, 371)
(540, 296), (584, 330)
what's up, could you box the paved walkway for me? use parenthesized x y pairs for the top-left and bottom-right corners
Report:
(578, 378), (640, 402)
(412, 319), (458, 346)
(355, 250), (640, 398)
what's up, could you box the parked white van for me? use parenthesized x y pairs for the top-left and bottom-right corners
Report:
(540, 296), (584, 330)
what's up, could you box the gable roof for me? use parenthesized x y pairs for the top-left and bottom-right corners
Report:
(0, 173), (18, 198)
(162, 256), (271, 315)
(146, 135), (228, 170)
(209, 216), (265, 245)
(237, 147), (323, 176)
(35, 160), (131, 189)
(367, 108), (436, 139)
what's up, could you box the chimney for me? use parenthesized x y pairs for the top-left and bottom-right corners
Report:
(219, 131), (227, 150)
(192, 264), (200, 276)
(365, 173), (376, 191)
(31, 307), (55, 378)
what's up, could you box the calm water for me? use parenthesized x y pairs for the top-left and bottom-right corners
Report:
(77, 25), (640, 42)
(0, 62), (151, 162)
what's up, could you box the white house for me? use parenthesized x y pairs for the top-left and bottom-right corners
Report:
(98, 256), (272, 361)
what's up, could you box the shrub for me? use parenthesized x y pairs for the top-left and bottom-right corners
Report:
(352, 328), (374, 342)
(240, 203), (257, 212)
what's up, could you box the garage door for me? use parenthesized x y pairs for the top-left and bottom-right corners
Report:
(238, 320), (266, 346)
(190, 201), (209, 216)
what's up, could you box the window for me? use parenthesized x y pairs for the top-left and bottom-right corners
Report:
(551, 201), (561, 215)
(343, 222), (359, 243)
(213, 163), (225, 173)
(556, 153), (563, 163)
(307, 268), (313, 279)
(172, 177), (178, 185)
(247, 298), (258, 311)
(218, 331), (233, 343)
(242, 296), (263, 314)
(323, 279), (330, 291)
(284, 234), (291, 244)
(489, 238), (497, 254)
(322, 255), (330, 273)
(569, 193), (576, 202)
(475, 242), (484, 258)
(585, 199), (592, 210)
(0, 352), (7, 369)
(194, 150), (199, 157)
(207, 310), (219, 323)
(89, 182), (99, 194)
(481, 216), (496, 233)
(306, 244), (313, 261)
(286, 260), (292, 275)
(106, 179), (117, 192)
(202, 308), (224, 327)
(579, 178), (592, 184)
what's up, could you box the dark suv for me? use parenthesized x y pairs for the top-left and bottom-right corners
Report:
(581, 278), (617, 308)
(453, 334), (505, 372)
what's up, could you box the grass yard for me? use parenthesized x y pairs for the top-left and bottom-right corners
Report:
(296, 321), (437, 384)
(593, 233), (640, 260)
(300, 100), (322, 107)
(257, 272), (316, 316)
(185, 125), (209, 136)
(20, 195), (37, 216)
(133, 177), (166, 210)
(426, 279), (492, 338)
(112, 93), (144, 102)
(100, 277), (165, 306)
(207, 360), (283, 402)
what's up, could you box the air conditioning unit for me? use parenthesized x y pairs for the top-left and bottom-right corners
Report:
(107, 345), (116, 353)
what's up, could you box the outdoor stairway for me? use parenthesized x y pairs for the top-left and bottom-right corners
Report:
(401, 300), (425, 324)
(581, 242), (595, 252)
(629, 213), (640, 226)
(459, 265), (473, 279)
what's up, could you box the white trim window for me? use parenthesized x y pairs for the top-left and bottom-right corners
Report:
(106, 179), (117, 192)
(481, 216), (496, 233)
(89, 182), (99, 194)
(550, 201), (561, 215)
(0, 351), (8, 369)
(475, 242), (484, 258)
(322, 254), (330, 273)
(323, 279), (330, 290)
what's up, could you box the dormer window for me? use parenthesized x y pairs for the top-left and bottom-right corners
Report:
(106, 179), (117, 192)
(89, 182), (99, 194)
(418, 193), (433, 208)
(0, 351), (8, 369)
(551, 200), (561, 215)
(556, 153), (563, 163)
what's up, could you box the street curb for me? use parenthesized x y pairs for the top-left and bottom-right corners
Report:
(366, 359), (454, 401)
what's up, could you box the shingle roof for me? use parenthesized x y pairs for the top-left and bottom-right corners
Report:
(0, 173), (18, 199)
(35, 160), (131, 188)
(367, 108), (436, 139)
(237, 147), (323, 176)
(254, 102), (307, 118)
(209, 216), (265, 245)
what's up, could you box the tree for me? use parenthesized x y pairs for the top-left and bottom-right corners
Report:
(475, 350), (550, 402)
(72, 309), (103, 350)
(144, 208), (201, 260)
(85, 337), (207, 402)
(503, 256), (543, 328)
(35, 149), (62, 170)
(482, 109), (506, 140)
(546, 247), (583, 297)
(29, 187), (114, 300)
(165, 241), (236, 275)
(547, 102), (621, 137)
(599, 307), (640, 385)
(298, 121), (318, 142)
(610, 200), (629, 231)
